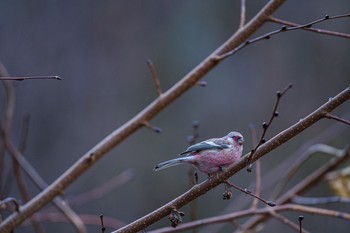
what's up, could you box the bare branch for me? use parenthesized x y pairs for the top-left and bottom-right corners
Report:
(68, 169), (134, 206)
(239, 0), (246, 28)
(100, 214), (106, 233)
(269, 211), (308, 233)
(325, 113), (350, 125)
(292, 196), (350, 205)
(299, 215), (304, 233)
(269, 16), (350, 39)
(142, 121), (163, 133)
(147, 59), (162, 96)
(147, 204), (349, 233)
(247, 83), (293, 171)
(216, 13), (350, 60)
(0, 76), (61, 81)
(21, 212), (125, 229)
(0, 197), (20, 212)
(248, 124), (261, 209)
(225, 181), (275, 207)
(195, 80), (207, 87)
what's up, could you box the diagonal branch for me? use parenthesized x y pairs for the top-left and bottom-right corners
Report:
(269, 16), (350, 39)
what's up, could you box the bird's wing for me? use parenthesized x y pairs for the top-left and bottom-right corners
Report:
(179, 140), (230, 155)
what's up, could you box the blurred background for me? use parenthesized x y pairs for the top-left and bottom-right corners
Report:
(0, 1), (349, 232)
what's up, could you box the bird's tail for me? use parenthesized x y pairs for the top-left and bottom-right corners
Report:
(153, 157), (194, 171)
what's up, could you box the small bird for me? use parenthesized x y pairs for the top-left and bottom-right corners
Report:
(153, 131), (244, 176)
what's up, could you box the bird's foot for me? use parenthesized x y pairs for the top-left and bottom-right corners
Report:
(219, 165), (228, 172)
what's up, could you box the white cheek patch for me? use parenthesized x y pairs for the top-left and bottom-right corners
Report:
(227, 137), (234, 144)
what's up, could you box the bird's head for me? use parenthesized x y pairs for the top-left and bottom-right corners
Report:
(226, 131), (244, 146)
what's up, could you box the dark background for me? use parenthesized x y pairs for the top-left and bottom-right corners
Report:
(1, 1), (349, 232)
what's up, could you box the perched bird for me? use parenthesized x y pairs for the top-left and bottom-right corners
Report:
(153, 131), (244, 176)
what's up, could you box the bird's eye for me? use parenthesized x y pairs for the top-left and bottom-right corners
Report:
(233, 136), (244, 144)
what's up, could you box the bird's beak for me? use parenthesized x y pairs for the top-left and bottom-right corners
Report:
(238, 138), (244, 145)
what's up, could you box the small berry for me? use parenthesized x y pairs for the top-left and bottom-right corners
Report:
(223, 190), (233, 200)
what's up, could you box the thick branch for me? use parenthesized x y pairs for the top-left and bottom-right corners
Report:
(0, 1), (286, 232)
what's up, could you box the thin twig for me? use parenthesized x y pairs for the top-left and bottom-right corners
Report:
(269, 210), (308, 233)
(0, 76), (61, 81)
(2, 1), (350, 232)
(239, 0), (246, 28)
(0, 64), (45, 233)
(12, 114), (45, 233)
(142, 121), (162, 133)
(249, 124), (261, 209)
(0, 1), (287, 231)
(0, 62), (15, 137)
(269, 16), (350, 39)
(0, 197), (20, 212)
(325, 113), (350, 125)
(216, 13), (350, 60)
(292, 195), (350, 205)
(195, 80), (207, 87)
(299, 215), (304, 233)
(225, 181), (275, 207)
(247, 83), (293, 171)
(3, 137), (87, 233)
(20, 212), (125, 229)
(68, 169), (134, 206)
(100, 215), (106, 233)
(147, 59), (162, 96)
(271, 144), (344, 199)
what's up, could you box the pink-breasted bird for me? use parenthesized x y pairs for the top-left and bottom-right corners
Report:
(153, 131), (244, 176)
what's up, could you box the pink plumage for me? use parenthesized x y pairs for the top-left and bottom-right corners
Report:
(154, 131), (244, 176)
